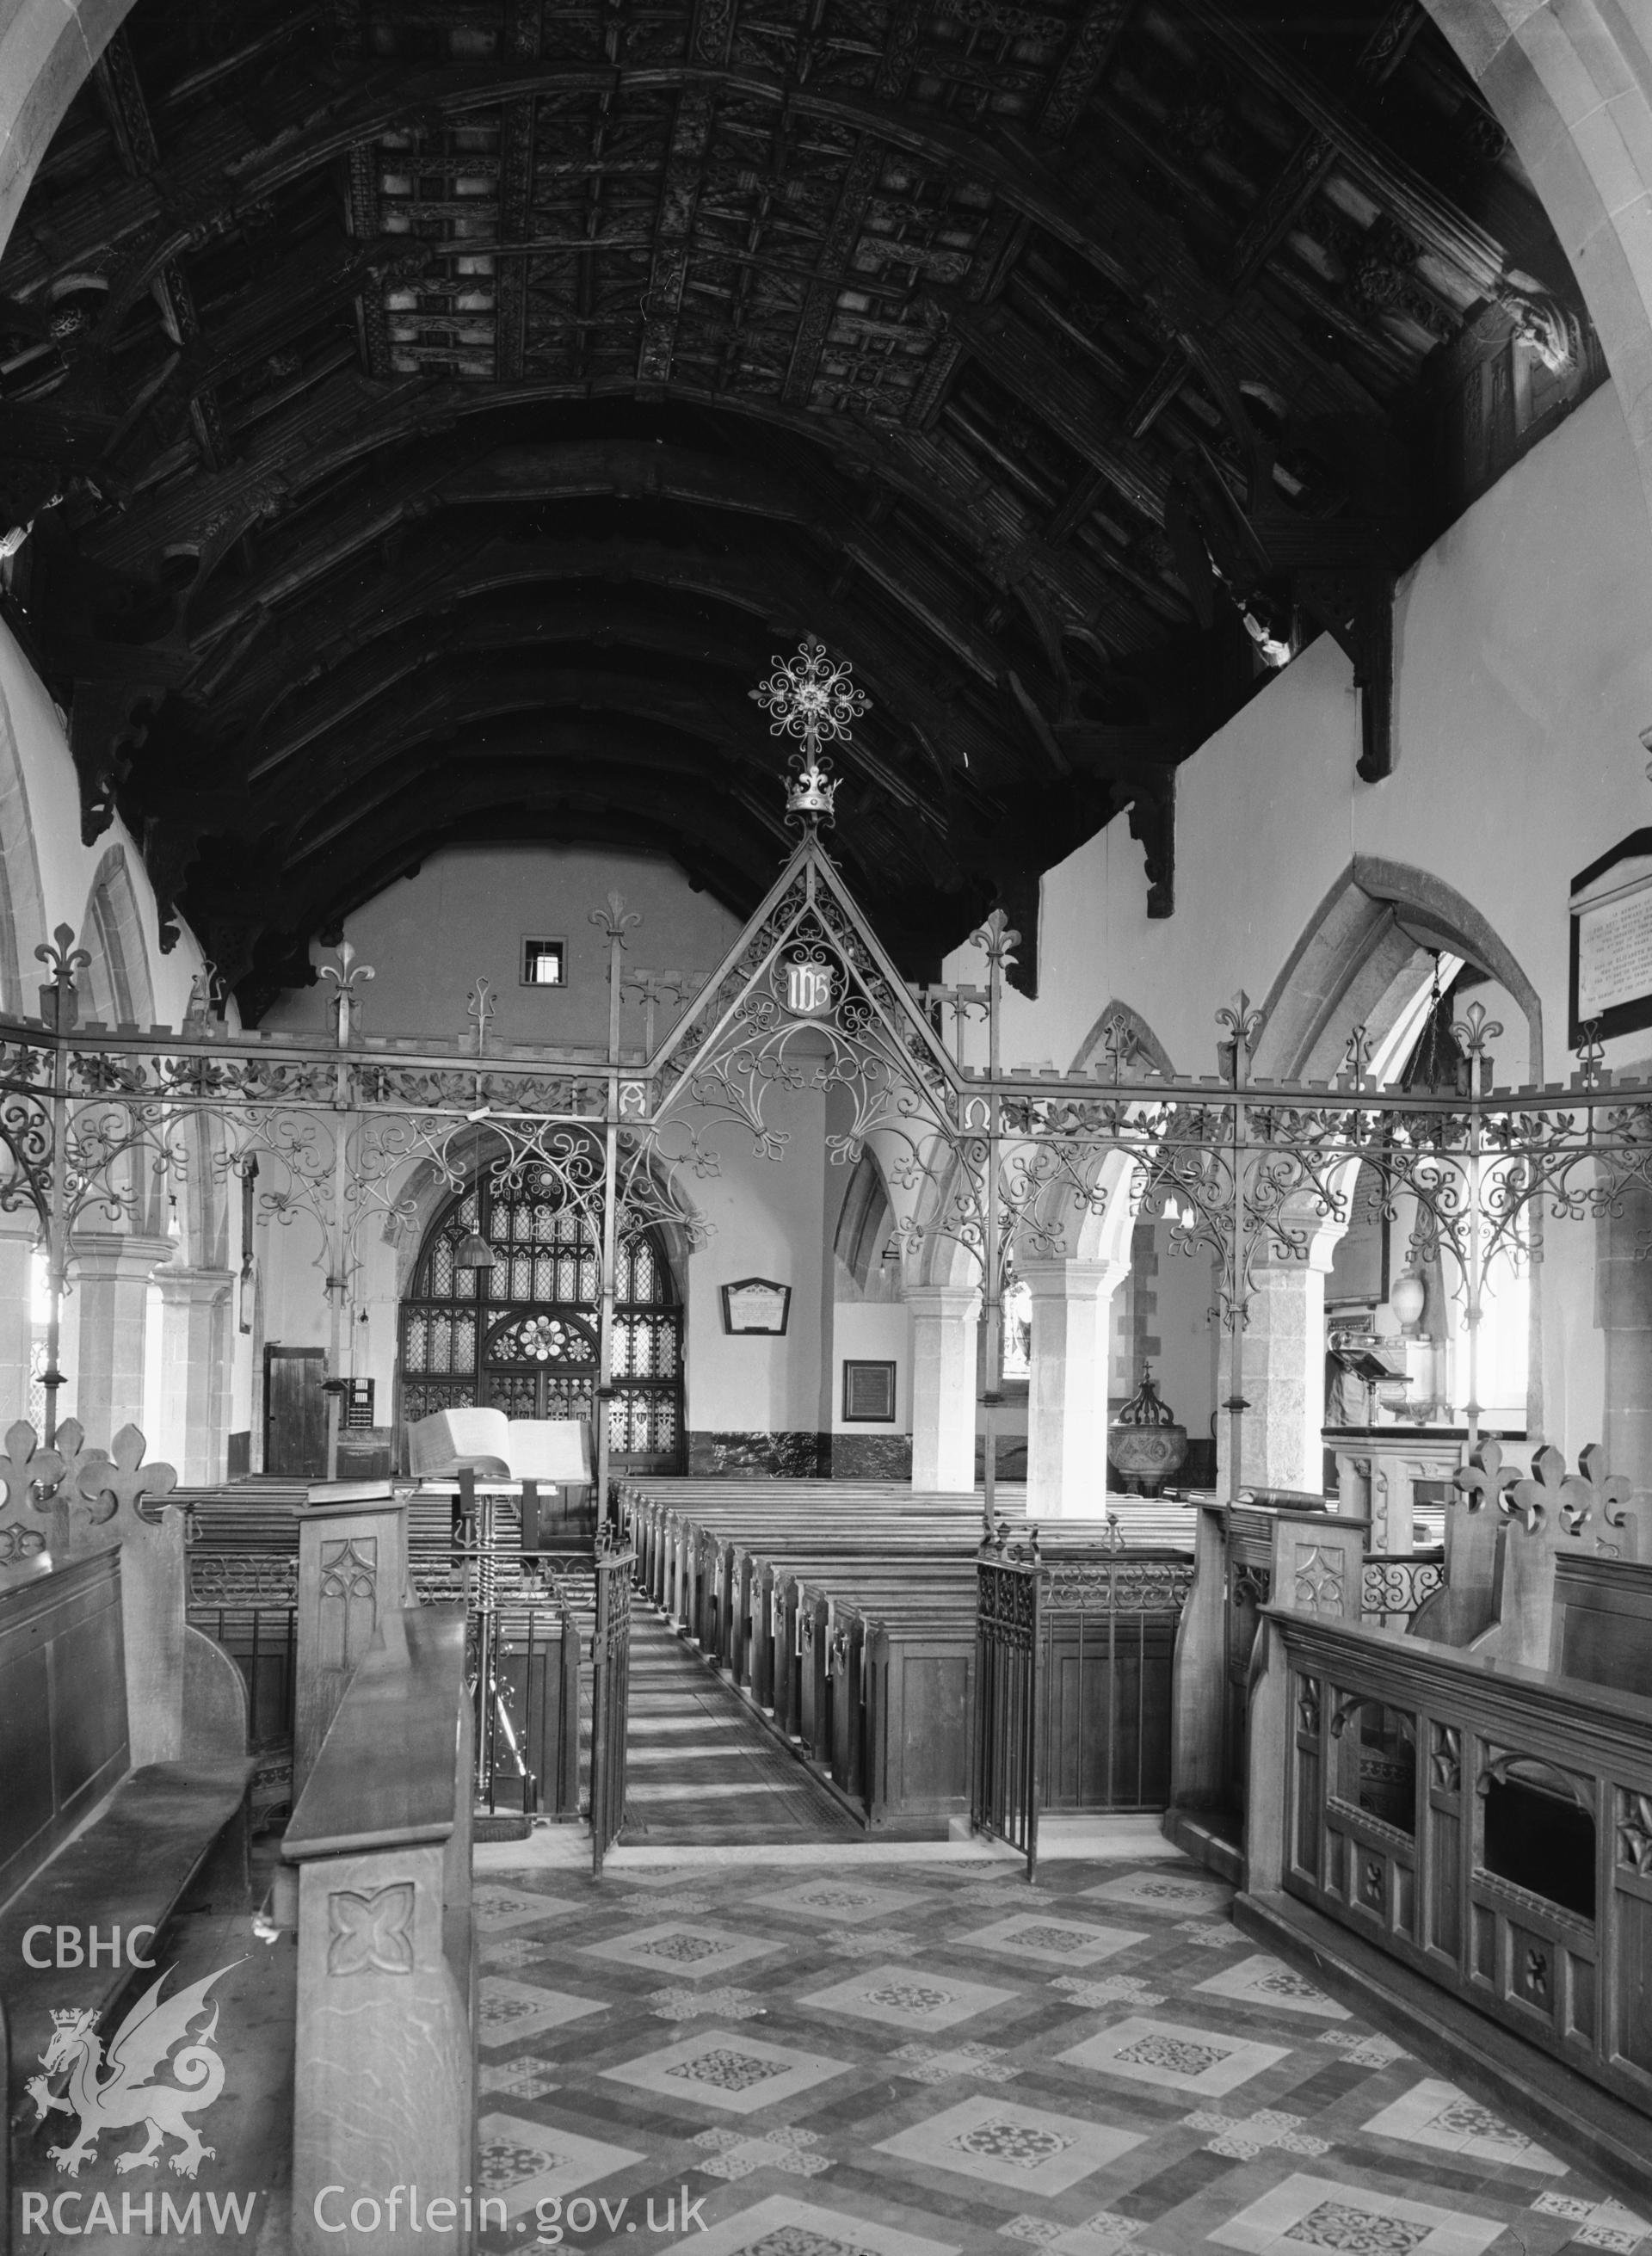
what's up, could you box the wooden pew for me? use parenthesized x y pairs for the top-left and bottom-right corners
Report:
(611, 1475), (1196, 1834)
(0, 1548), (253, 2147)
(281, 1606), (479, 2255)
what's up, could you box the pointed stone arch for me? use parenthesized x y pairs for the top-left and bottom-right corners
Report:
(0, 656), (49, 1013)
(1423, 0), (1652, 537)
(1251, 855), (1542, 1085)
(79, 843), (156, 1029)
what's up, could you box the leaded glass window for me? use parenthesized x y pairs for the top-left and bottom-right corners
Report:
(398, 1169), (682, 1467)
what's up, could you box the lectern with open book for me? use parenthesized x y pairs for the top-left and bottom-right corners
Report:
(406, 1407), (593, 1554)
(405, 1408), (595, 1814)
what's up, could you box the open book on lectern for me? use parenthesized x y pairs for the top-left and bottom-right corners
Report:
(406, 1407), (592, 1485)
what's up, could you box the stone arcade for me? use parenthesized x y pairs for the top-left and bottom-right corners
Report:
(7, 0), (1652, 2250)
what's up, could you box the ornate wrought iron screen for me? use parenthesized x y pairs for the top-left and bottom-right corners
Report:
(2, 719), (1648, 1519)
(1039, 1546), (1197, 1815)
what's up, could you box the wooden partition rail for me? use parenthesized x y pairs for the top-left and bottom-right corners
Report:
(282, 1605), (477, 2256)
(1253, 1607), (1652, 2114)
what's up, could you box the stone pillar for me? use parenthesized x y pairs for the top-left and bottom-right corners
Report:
(1217, 1240), (1335, 1497)
(155, 1266), (234, 1487)
(1024, 1257), (1129, 1519)
(0, 1211), (37, 1423)
(908, 1284), (980, 1493)
(70, 1232), (171, 1448)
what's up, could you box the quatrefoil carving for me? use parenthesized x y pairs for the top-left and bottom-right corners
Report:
(327, 1883), (416, 1976)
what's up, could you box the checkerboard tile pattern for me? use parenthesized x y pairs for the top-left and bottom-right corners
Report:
(472, 1852), (1638, 2256)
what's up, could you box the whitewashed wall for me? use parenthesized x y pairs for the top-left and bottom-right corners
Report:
(946, 381), (1652, 1468)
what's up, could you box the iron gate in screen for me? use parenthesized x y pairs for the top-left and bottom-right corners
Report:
(973, 1525), (1197, 1876)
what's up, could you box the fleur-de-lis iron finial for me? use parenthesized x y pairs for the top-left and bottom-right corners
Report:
(1452, 997), (1503, 1094)
(749, 639), (870, 827)
(1574, 1018), (1606, 1090)
(317, 940), (373, 1049)
(1215, 991), (1266, 1084)
(35, 924), (90, 1033)
(590, 891), (643, 946)
(970, 909), (1020, 970)
(1341, 1023), (1374, 1089)
(1100, 1010), (1137, 1086)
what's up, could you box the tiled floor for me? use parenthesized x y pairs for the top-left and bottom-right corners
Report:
(622, 1606), (861, 1845)
(471, 1852), (1646, 2256)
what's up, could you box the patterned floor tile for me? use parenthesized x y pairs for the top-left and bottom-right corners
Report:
(693, 2126), (835, 2179)
(582, 1921), (786, 1981)
(747, 1878), (931, 1925)
(1051, 1976), (1167, 2010)
(891, 2042), (1020, 2086)
(479, 2056), (561, 2099)
(648, 1983), (767, 2021)
(873, 2093), (1145, 2196)
(477, 2112), (647, 2223)
(478, 1978), (609, 2049)
(484, 1934), (553, 1969)
(1361, 2080), (1566, 2173)
(1081, 1874), (1235, 1918)
(1002, 2210), (1143, 2255)
(654, 2191), (963, 2256)
(1057, 2016), (1292, 2097)
(601, 2027), (857, 2116)
(798, 1964), (1021, 2033)
(1208, 2171), (1507, 2256)
(1317, 2032), (1409, 2068)
(476, 1883), (567, 1932)
(818, 1927), (922, 1958)
(952, 1914), (1148, 1969)
(1181, 2108), (1330, 2160)
(471, 1850), (1626, 2256)
(1192, 1954), (1350, 2020)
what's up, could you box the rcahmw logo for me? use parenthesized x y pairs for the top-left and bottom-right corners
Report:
(17, 1958), (262, 2237)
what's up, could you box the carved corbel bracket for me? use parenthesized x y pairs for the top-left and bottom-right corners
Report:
(1126, 771), (1175, 919)
(1295, 566), (1395, 783)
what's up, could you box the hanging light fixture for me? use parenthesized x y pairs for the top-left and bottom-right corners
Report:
(1409, 951), (1460, 1095)
(453, 1229), (496, 1271)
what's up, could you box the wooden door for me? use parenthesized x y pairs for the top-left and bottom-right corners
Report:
(265, 1347), (327, 1476)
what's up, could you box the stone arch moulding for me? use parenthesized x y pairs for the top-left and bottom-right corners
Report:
(79, 841), (157, 1028)
(1249, 854), (1543, 1086)
(0, 662), (48, 1012)
(1423, 0), (1652, 534)
(0, 0), (136, 265)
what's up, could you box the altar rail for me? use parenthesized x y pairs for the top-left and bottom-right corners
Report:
(1251, 1606), (1652, 2114)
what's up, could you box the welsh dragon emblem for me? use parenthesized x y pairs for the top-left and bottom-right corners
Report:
(27, 1962), (238, 2179)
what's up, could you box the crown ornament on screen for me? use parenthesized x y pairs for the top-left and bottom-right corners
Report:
(749, 639), (870, 828)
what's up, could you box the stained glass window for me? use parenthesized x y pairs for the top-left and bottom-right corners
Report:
(399, 1165), (682, 1465)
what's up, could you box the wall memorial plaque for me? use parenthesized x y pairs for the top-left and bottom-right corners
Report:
(1571, 830), (1652, 1045)
(721, 1279), (791, 1334)
(842, 1359), (897, 1422)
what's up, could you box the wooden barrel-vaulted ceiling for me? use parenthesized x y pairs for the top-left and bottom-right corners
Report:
(0, 0), (1602, 1015)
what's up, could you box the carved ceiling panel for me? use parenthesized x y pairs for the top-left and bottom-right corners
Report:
(0, 0), (1606, 1014)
